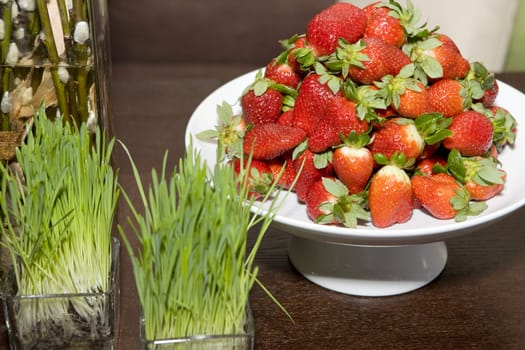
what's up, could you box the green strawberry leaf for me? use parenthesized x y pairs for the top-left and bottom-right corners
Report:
(322, 177), (349, 197)
(292, 139), (308, 160)
(415, 112), (453, 145)
(314, 151), (333, 169)
(420, 56), (443, 79)
(253, 79), (269, 96)
(446, 149), (467, 183)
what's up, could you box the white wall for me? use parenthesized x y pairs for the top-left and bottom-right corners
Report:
(339, 0), (518, 72)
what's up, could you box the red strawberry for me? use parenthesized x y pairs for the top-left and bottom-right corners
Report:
(308, 95), (369, 153)
(432, 34), (470, 79)
(305, 178), (339, 224)
(306, 177), (370, 227)
(327, 37), (411, 85)
(369, 164), (414, 228)
(285, 35), (316, 74)
(445, 149), (506, 201)
(442, 111), (494, 156)
(411, 172), (485, 220)
(242, 123), (307, 160)
(292, 73), (338, 135)
(276, 109), (295, 127)
(480, 79), (499, 108)
(332, 132), (373, 194)
(231, 158), (274, 200)
(426, 78), (468, 117)
(306, 2), (367, 56)
(293, 148), (334, 203)
(369, 117), (425, 161)
(465, 171), (506, 201)
(375, 65), (428, 118)
(264, 58), (301, 89)
(415, 155), (447, 176)
(405, 34), (470, 82)
(241, 86), (283, 125)
(363, 2), (406, 47)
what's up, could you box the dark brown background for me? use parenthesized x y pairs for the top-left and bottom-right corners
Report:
(2, 1), (525, 349)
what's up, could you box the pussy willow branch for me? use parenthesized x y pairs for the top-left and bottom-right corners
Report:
(36, 0), (71, 123)
(72, 0), (90, 123)
(1, 1), (12, 131)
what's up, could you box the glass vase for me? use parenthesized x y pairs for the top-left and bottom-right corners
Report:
(2, 238), (120, 350)
(140, 304), (255, 350)
(0, 0), (112, 160)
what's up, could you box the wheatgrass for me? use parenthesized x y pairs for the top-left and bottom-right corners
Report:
(0, 106), (119, 344)
(119, 141), (289, 344)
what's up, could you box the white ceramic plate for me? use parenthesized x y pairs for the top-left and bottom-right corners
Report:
(185, 69), (525, 246)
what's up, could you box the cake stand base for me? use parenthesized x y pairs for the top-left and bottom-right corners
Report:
(288, 236), (447, 297)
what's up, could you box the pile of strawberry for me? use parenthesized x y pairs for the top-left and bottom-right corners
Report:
(199, 1), (518, 228)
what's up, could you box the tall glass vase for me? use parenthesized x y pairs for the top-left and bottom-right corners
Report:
(0, 0), (112, 160)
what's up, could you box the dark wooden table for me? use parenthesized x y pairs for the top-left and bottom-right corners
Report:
(110, 66), (525, 350)
(1, 67), (523, 349)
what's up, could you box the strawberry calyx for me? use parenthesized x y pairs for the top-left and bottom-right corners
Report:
(336, 130), (371, 149)
(343, 79), (387, 123)
(374, 151), (415, 169)
(197, 101), (246, 161)
(374, 63), (420, 109)
(465, 61), (495, 91)
(449, 185), (486, 222)
(244, 70), (298, 99)
(414, 112), (453, 145)
(443, 149), (505, 187)
(324, 38), (370, 78)
(402, 36), (443, 83)
(315, 62), (344, 94)
(277, 34), (316, 72)
(317, 177), (370, 227)
(473, 104), (518, 152)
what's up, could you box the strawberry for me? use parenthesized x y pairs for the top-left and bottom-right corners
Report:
(231, 158), (274, 200)
(292, 73), (338, 135)
(332, 132), (374, 194)
(363, 2), (405, 47)
(241, 84), (283, 126)
(475, 105), (517, 153)
(278, 34), (316, 74)
(369, 117), (425, 161)
(375, 64), (428, 118)
(264, 58), (301, 89)
(293, 147), (334, 203)
(426, 78), (483, 118)
(306, 177), (369, 227)
(442, 110), (494, 156)
(326, 37), (411, 85)
(404, 34), (470, 84)
(464, 170), (506, 201)
(368, 164), (414, 228)
(411, 172), (486, 221)
(443, 149), (506, 201)
(306, 178), (339, 224)
(415, 155), (448, 176)
(308, 95), (369, 153)
(306, 2), (367, 56)
(276, 109), (295, 127)
(242, 123), (307, 160)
